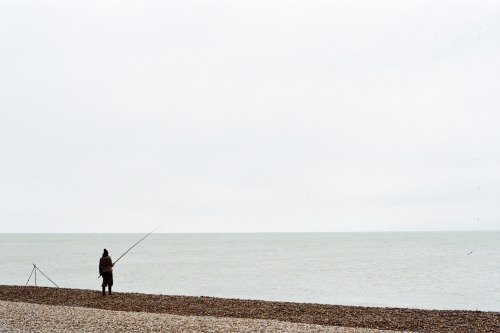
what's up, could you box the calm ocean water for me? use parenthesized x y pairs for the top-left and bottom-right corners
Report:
(0, 232), (498, 311)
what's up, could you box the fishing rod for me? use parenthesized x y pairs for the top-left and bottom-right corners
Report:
(98, 224), (164, 278)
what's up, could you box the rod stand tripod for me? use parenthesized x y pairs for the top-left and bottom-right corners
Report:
(25, 264), (59, 288)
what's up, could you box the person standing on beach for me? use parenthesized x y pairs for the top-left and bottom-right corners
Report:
(99, 249), (114, 296)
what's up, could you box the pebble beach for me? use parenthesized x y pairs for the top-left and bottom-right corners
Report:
(0, 300), (398, 333)
(1, 286), (498, 333)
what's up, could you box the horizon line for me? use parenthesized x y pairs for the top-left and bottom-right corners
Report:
(1, 230), (498, 234)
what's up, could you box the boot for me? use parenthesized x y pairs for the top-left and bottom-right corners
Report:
(102, 287), (105, 296)
(108, 286), (112, 295)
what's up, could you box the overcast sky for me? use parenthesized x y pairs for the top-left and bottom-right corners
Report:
(1, 1), (499, 233)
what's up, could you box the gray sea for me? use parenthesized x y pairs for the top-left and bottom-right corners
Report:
(0, 232), (498, 311)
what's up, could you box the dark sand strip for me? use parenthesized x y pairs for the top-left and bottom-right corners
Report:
(1, 286), (498, 333)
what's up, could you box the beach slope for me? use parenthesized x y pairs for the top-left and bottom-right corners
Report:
(0, 286), (498, 332)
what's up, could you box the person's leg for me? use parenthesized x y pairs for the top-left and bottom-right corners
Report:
(102, 273), (109, 296)
(108, 273), (113, 295)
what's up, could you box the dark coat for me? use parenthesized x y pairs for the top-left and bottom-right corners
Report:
(99, 255), (113, 276)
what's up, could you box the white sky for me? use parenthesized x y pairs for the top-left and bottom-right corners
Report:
(1, 1), (499, 232)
